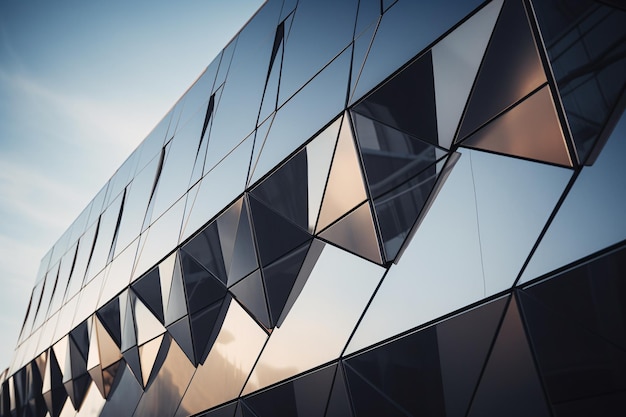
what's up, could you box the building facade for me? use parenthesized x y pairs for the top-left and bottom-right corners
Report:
(2, 0), (626, 415)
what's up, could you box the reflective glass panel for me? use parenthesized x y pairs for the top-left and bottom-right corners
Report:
(72, 272), (105, 329)
(85, 193), (124, 282)
(97, 239), (139, 310)
(175, 300), (267, 416)
(69, 222), (98, 295)
(98, 364), (142, 417)
(243, 242), (384, 394)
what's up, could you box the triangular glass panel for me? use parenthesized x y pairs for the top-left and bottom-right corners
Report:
(467, 296), (550, 417)
(351, 111), (440, 199)
(64, 373), (89, 411)
(131, 267), (165, 323)
(372, 161), (439, 261)
(98, 363), (143, 417)
(436, 296), (508, 417)
(518, 290), (626, 415)
(343, 364), (406, 416)
(122, 346), (142, 387)
(120, 290), (137, 353)
(230, 270), (271, 329)
(227, 199), (259, 286)
(244, 363), (336, 417)
(96, 298), (122, 348)
(316, 116), (368, 233)
(43, 385), (67, 417)
(353, 50), (438, 145)
(167, 315), (195, 365)
(165, 253), (188, 326)
(354, 0), (379, 38)
(216, 198), (244, 277)
(248, 196), (312, 267)
(131, 292), (166, 346)
(248, 114), (275, 185)
(461, 86), (573, 167)
(158, 252), (177, 314)
(262, 242), (310, 327)
(70, 320), (90, 363)
(180, 250), (227, 315)
(432, 0), (503, 149)
(67, 336), (87, 381)
(181, 222), (228, 285)
(250, 148), (308, 231)
(88, 365), (105, 399)
(94, 315), (122, 370)
(138, 334), (163, 388)
(457, 0), (547, 142)
(190, 300), (223, 366)
(305, 116), (341, 233)
(198, 402), (239, 417)
(468, 149), (572, 295)
(239, 401), (258, 417)
(326, 363), (353, 417)
(350, 19), (378, 104)
(319, 201), (382, 264)
(258, 31), (283, 124)
(101, 361), (121, 399)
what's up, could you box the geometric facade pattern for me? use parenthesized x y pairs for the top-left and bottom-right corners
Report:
(2, 0), (625, 416)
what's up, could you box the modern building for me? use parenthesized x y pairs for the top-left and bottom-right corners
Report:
(2, 0), (625, 415)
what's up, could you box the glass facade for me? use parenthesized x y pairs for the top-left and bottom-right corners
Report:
(2, 0), (625, 415)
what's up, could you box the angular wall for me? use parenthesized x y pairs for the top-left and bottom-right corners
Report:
(2, 0), (625, 416)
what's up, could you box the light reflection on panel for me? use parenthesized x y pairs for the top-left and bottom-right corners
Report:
(71, 272), (105, 330)
(97, 239), (139, 310)
(249, 48), (351, 186)
(179, 136), (253, 244)
(432, 0), (502, 149)
(346, 149), (485, 354)
(135, 110), (173, 176)
(469, 150), (571, 294)
(351, 0), (483, 104)
(69, 222), (98, 297)
(86, 184), (109, 234)
(73, 382), (106, 417)
(85, 193), (124, 283)
(52, 295), (79, 344)
(132, 197), (186, 282)
(32, 271), (56, 332)
(243, 242), (385, 394)
(174, 300), (267, 417)
(521, 110), (626, 283)
(36, 313), (60, 360)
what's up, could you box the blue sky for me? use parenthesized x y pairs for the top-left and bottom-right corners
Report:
(0, 0), (264, 370)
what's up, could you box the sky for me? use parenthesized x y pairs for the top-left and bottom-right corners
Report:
(0, 0), (265, 371)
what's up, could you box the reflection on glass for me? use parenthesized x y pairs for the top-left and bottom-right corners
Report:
(316, 115), (367, 232)
(132, 294), (165, 347)
(52, 295), (79, 344)
(98, 364), (142, 417)
(521, 111), (626, 283)
(243, 243), (384, 394)
(462, 86), (573, 167)
(74, 382), (106, 417)
(85, 193), (124, 283)
(432, 0), (503, 149)
(97, 239), (139, 310)
(346, 150), (485, 354)
(175, 300), (267, 416)
(72, 272), (104, 330)
(468, 149), (571, 295)
(138, 334), (163, 387)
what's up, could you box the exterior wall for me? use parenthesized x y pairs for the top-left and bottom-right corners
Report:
(2, 0), (626, 416)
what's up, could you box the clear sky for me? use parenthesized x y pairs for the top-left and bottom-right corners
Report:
(0, 0), (265, 371)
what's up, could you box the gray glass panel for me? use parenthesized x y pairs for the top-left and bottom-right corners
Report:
(175, 300), (267, 416)
(135, 109), (173, 175)
(67, 222), (98, 299)
(179, 135), (253, 244)
(72, 272), (105, 330)
(349, 21), (378, 105)
(51, 295), (79, 344)
(351, 0), (483, 103)
(176, 58), (220, 132)
(32, 270), (56, 332)
(205, 1), (282, 171)
(432, 0), (503, 149)
(470, 150), (572, 295)
(85, 193), (124, 283)
(68, 204), (91, 251)
(49, 249), (74, 316)
(346, 149), (485, 354)
(355, 0), (380, 38)
(73, 381), (106, 416)
(86, 183), (110, 231)
(115, 156), (160, 256)
(243, 242), (385, 394)
(521, 109), (626, 283)
(104, 150), (139, 211)
(97, 239), (139, 310)
(249, 47), (352, 186)
(278, 0), (357, 105)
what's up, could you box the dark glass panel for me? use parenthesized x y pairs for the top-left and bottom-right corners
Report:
(457, 0), (547, 141)
(86, 193), (124, 282)
(351, 111), (439, 199)
(101, 361), (122, 399)
(131, 268), (164, 323)
(182, 222), (228, 285)
(132, 291), (166, 347)
(531, 1), (626, 162)
(250, 148), (308, 230)
(346, 326), (446, 416)
(135, 109), (173, 175)
(165, 254), (188, 327)
(97, 298), (122, 348)
(249, 196), (312, 267)
(351, 0), (484, 103)
(319, 201), (382, 264)
(243, 363), (336, 417)
(343, 364), (405, 417)
(122, 345), (142, 386)
(278, 0), (357, 105)
(353, 50), (437, 145)
(99, 363), (143, 417)
(467, 297), (550, 417)
(64, 372), (89, 410)
(432, 0), (504, 149)
(197, 402), (238, 417)
(180, 250), (227, 315)
(518, 290), (626, 416)
(437, 296), (508, 417)
(95, 315), (123, 370)
(230, 270), (271, 329)
(373, 161), (438, 261)
(120, 290), (137, 353)
(523, 245), (626, 350)
(190, 299), (226, 366)
(462, 86), (572, 167)
(167, 315), (195, 365)
(227, 199), (260, 286)
(67, 335), (87, 380)
(70, 320), (90, 363)
(350, 22), (378, 104)
(262, 242), (310, 327)
(326, 363), (353, 417)
(355, 0), (380, 38)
